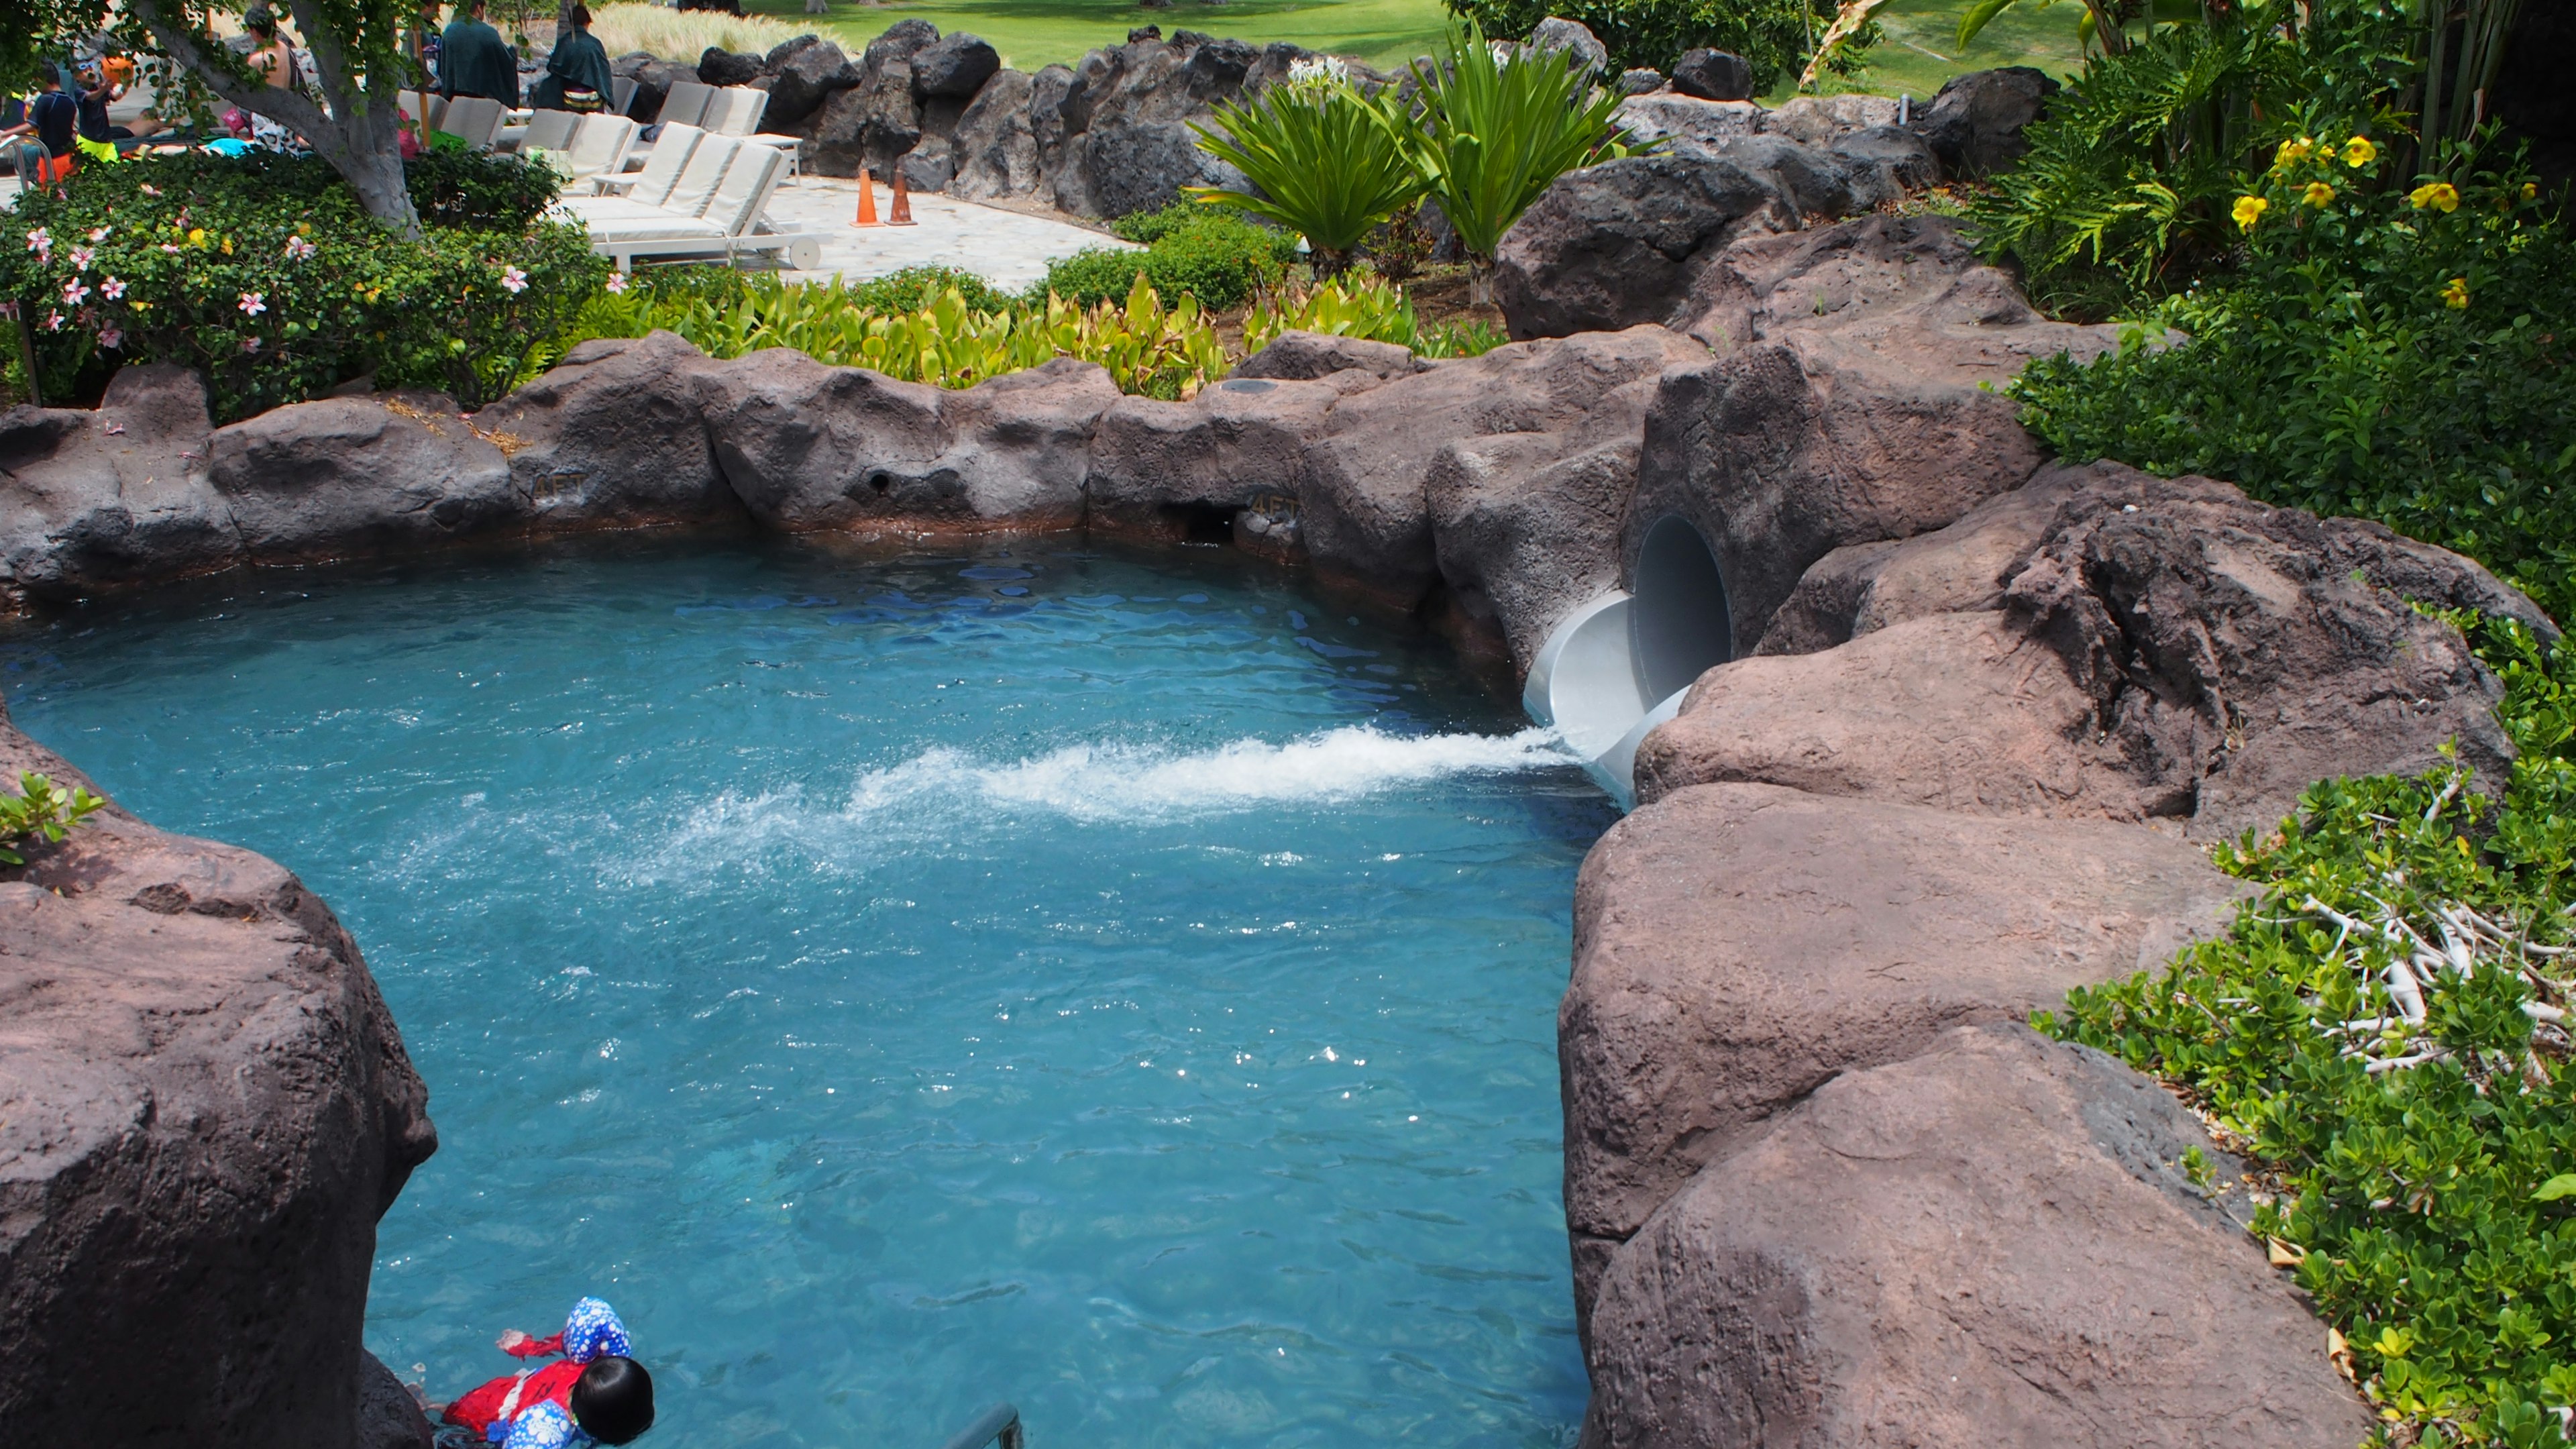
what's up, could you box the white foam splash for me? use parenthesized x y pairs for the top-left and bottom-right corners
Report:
(849, 725), (1576, 824)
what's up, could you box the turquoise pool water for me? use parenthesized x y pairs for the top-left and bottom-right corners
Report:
(1, 538), (1615, 1449)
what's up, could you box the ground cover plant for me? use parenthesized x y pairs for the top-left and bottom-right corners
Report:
(1037, 204), (1298, 310)
(2041, 614), (2576, 1448)
(1244, 274), (1508, 358)
(0, 772), (106, 867)
(2, 152), (605, 418)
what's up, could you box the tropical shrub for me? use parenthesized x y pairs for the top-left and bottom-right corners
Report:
(0, 152), (605, 417)
(555, 271), (1231, 400)
(402, 149), (569, 232)
(1967, 0), (2418, 313)
(1038, 207), (1295, 310)
(2012, 148), (2576, 626)
(1442, 0), (1856, 89)
(1187, 56), (1426, 276)
(1405, 18), (1648, 304)
(2042, 614), (2576, 1448)
(0, 772), (106, 867)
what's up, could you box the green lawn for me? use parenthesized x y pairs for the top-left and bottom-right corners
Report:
(751, 0), (2084, 89)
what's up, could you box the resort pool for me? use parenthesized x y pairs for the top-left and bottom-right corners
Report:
(1, 537), (1615, 1449)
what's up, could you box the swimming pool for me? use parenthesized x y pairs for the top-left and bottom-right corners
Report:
(1, 536), (1613, 1448)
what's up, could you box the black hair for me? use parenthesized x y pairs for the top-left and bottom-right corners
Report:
(244, 3), (277, 34)
(570, 1356), (655, 1445)
(571, 4), (591, 26)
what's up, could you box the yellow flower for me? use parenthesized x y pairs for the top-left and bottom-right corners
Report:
(2409, 181), (2460, 213)
(220, 237), (233, 255)
(2271, 136), (2315, 173)
(186, 227), (206, 247)
(2524, 182), (2540, 200)
(2302, 181), (2335, 207)
(2343, 136), (2377, 167)
(2441, 277), (2469, 309)
(2232, 195), (2270, 231)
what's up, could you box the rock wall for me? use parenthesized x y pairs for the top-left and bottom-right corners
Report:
(0, 706), (438, 1446)
(3, 176), (2555, 1446)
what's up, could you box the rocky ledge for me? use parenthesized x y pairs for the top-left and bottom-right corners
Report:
(4, 109), (2560, 1444)
(0, 708), (438, 1447)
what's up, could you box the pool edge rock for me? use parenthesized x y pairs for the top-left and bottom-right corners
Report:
(0, 704), (438, 1448)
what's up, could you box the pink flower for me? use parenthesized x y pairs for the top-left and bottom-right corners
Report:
(62, 280), (91, 307)
(162, 243), (182, 254)
(25, 227), (51, 262)
(240, 335), (262, 354)
(604, 270), (629, 294)
(101, 276), (126, 301)
(138, 184), (160, 197)
(500, 265), (530, 294)
(99, 327), (124, 350)
(44, 311), (64, 331)
(238, 292), (267, 317)
(86, 227), (109, 243)
(69, 246), (94, 272)
(284, 235), (317, 261)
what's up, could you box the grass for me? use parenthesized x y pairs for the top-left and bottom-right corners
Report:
(726, 0), (2082, 87)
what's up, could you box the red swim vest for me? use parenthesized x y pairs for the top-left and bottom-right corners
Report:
(444, 1359), (585, 1440)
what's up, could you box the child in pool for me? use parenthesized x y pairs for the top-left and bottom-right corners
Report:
(441, 1296), (655, 1448)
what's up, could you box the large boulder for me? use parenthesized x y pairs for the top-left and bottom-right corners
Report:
(1495, 125), (1936, 339)
(1230, 330), (1424, 383)
(206, 392), (519, 562)
(700, 351), (1120, 534)
(798, 52), (920, 178)
(1628, 216), (2120, 657)
(758, 34), (859, 129)
(695, 44), (764, 88)
(0, 364), (230, 604)
(471, 331), (739, 529)
(1581, 1024), (2374, 1449)
(910, 31), (1000, 98)
(1558, 782), (2241, 1311)
(0, 714), (438, 1448)
(356, 1352), (435, 1449)
(1911, 64), (2057, 178)
(1528, 16), (1609, 76)
(1085, 374), (1349, 547)
(1668, 48), (1752, 101)
(945, 68), (1041, 199)
(610, 53), (695, 125)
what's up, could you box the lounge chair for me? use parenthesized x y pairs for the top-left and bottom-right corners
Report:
(612, 74), (638, 117)
(656, 81), (714, 130)
(566, 136), (822, 272)
(498, 107), (578, 155)
(584, 121), (702, 199)
(436, 95), (506, 152)
(558, 113), (637, 182)
(705, 87), (767, 138)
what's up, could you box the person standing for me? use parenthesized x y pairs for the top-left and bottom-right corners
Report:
(528, 4), (613, 113)
(439, 0), (522, 107)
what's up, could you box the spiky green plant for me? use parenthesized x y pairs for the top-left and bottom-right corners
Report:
(1404, 18), (1644, 305)
(1187, 61), (1426, 278)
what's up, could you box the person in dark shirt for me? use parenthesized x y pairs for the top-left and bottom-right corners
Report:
(439, 0), (523, 107)
(74, 61), (164, 148)
(1, 68), (80, 184)
(529, 3), (614, 113)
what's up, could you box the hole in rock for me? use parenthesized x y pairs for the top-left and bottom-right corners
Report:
(1629, 514), (1734, 702)
(1159, 500), (1240, 546)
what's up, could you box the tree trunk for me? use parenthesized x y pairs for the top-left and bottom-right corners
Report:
(1466, 257), (1495, 308)
(328, 133), (422, 235)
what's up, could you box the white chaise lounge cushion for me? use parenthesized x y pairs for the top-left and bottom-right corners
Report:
(657, 80), (713, 129)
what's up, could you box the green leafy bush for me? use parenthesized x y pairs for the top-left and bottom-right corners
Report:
(555, 271), (1230, 400)
(1243, 274), (1510, 358)
(2012, 150), (2575, 626)
(1188, 58), (1426, 276)
(1036, 207), (1295, 311)
(2042, 615), (2576, 1448)
(1968, 0), (2418, 314)
(0, 152), (605, 418)
(0, 771), (107, 867)
(1405, 18), (1648, 304)
(1442, 0), (1854, 89)
(400, 149), (567, 231)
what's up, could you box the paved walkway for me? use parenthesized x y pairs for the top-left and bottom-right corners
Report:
(765, 174), (1133, 292)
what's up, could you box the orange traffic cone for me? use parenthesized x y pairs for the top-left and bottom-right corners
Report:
(851, 169), (879, 227)
(887, 168), (916, 227)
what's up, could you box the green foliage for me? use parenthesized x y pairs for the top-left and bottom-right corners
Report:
(1405, 18), (1648, 294)
(1187, 60), (1426, 275)
(401, 150), (569, 233)
(1037, 207), (1296, 311)
(0, 772), (107, 868)
(2042, 615), (2576, 1448)
(1242, 274), (1510, 358)
(1968, 0), (2418, 313)
(554, 270), (1232, 400)
(1440, 0), (1855, 87)
(0, 152), (604, 418)
(2012, 151), (2576, 626)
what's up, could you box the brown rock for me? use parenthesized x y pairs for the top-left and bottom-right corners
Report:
(1231, 329), (1425, 383)
(472, 331), (739, 529)
(207, 392), (519, 562)
(1559, 783), (2239, 1299)
(1580, 1024), (2372, 1449)
(0, 364), (229, 603)
(0, 716), (437, 1448)
(702, 350), (1118, 534)
(1085, 374), (1344, 547)
(1633, 612), (2159, 817)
